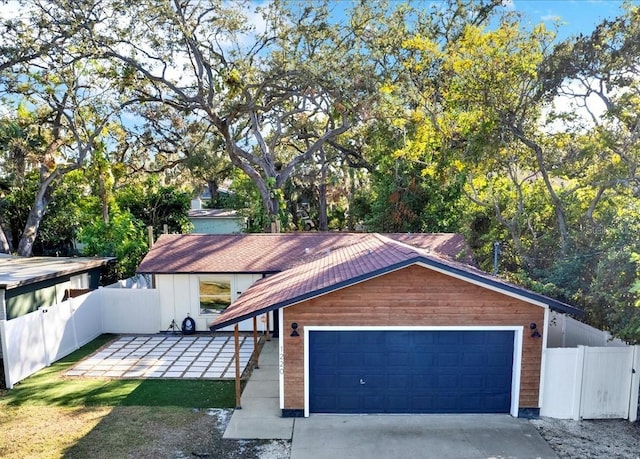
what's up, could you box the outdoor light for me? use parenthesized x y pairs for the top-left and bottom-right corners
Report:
(530, 322), (541, 338)
(290, 322), (299, 337)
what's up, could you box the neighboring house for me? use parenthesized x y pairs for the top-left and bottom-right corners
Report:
(0, 255), (113, 365)
(0, 255), (114, 321)
(188, 208), (246, 234)
(136, 232), (473, 334)
(194, 232), (582, 419)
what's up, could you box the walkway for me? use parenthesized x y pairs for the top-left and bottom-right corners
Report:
(65, 334), (254, 379)
(222, 338), (294, 439)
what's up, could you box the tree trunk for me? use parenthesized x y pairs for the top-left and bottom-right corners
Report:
(512, 128), (570, 254)
(207, 179), (219, 207)
(99, 174), (109, 224)
(347, 168), (356, 231)
(0, 219), (11, 253)
(16, 169), (58, 257)
(318, 149), (328, 232)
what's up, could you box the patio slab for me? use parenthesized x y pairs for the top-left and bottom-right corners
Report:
(65, 333), (257, 380)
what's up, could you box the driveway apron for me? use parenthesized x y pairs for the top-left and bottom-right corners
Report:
(290, 414), (559, 459)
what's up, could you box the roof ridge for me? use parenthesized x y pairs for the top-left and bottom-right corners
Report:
(373, 233), (433, 258)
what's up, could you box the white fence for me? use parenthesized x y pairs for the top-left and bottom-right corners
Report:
(0, 288), (160, 389)
(541, 345), (640, 421)
(547, 312), (626, 348)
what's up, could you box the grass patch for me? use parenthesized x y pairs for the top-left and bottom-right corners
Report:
(0, 334), (238, 408)
(0, 405), (112, 459)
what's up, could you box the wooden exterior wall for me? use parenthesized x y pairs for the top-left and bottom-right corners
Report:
(282, 264), (545, 411)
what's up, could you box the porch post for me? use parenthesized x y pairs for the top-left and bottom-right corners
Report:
(234, 324), (241, 409)
(266, 312), (271, 341)
(252, 316), (259, 369)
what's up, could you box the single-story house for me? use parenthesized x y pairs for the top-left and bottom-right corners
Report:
(0, 255), (113, 367)
(136, 232), (473, 334)
(0, 255), (114, 321)
(137, 232), (581, 418)
(188, 209), (246, 234)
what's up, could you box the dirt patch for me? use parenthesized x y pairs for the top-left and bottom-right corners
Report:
(530, 417), (640, 459)
(1, 405), (290, 459)
(65, 406), (290, 459)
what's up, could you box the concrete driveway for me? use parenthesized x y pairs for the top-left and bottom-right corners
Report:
(223, 340), (558, 458)
(290, 414), (559, 459)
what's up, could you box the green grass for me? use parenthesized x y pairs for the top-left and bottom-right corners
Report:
(0, 334), (237, 408)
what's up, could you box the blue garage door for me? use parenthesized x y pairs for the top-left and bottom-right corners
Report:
(309, 330), (514, 414)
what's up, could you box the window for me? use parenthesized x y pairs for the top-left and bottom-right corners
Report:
(199, 278), (231, 314)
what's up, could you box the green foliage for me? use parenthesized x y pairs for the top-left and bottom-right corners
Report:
(116, 179), (193, 238)
(78, 211), (148, 281)
(0, 170), (86, 255)
(3, 0), (640, 341)
(226, 171), (272, 233)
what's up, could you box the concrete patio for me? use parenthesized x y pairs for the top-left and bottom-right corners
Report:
(65, 333), (254, 379)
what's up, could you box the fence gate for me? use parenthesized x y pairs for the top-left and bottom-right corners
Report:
(580, 347), (637, 419)
(541, 345), (640, 421)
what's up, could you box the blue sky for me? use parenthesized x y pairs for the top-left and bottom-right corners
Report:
(509, 0), (636, 39)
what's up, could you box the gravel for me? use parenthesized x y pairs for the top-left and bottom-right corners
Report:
(191, 408), (291, 459)
(530, 417), (640, 459)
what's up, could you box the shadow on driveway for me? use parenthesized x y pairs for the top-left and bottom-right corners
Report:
(290, 414), (558, 459)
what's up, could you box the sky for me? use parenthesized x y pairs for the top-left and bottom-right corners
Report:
(507, 0), (636, 40)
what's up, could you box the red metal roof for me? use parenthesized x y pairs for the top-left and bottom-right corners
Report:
(209, 234), (582, 329)
(136, 232), (472, 274)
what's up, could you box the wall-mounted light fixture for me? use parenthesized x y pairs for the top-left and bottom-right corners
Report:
(530, 322), (541, 338)
(290, 322), (299, 337)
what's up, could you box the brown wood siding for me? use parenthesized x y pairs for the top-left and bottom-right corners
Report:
(282, 264), (545, 411)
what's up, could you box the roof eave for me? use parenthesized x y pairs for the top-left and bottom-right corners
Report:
(1, 257), (116, 290)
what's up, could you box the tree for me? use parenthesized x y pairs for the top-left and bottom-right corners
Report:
(0, 15), (123, 255)
(72, 0), (373, 230)
(117, 178), (192, 238)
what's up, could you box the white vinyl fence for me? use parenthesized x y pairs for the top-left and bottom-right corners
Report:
(547, 311), (627, 348)
(0, 287), (160, 389)
(541, 345), (640, 421)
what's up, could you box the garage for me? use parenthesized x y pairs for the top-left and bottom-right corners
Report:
(308, 329), (516, 414)
(209, 233), (583, 418)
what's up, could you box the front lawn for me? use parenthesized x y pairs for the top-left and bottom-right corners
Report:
(0, 334), (237, 408)
(0, 334), (256, 459)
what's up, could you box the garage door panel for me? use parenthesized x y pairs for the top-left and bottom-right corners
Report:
(388, 374), (411, 388)
(462, 352), (486, 366)
(437, 352), (461, 366)
(387, 351), (411, 366)
(309, 330), (514, 414)
(337, 351), (363, 366)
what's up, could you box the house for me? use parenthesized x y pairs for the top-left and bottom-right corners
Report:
(0, 255), (114, 321)
(136, 232), (474, 334)
(188, 208), (246, 234)
(138, 232), (581, 418)
(200, 233), (581, 419)
(0, 255), (113, 370)
(188, 198), (246, 234)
